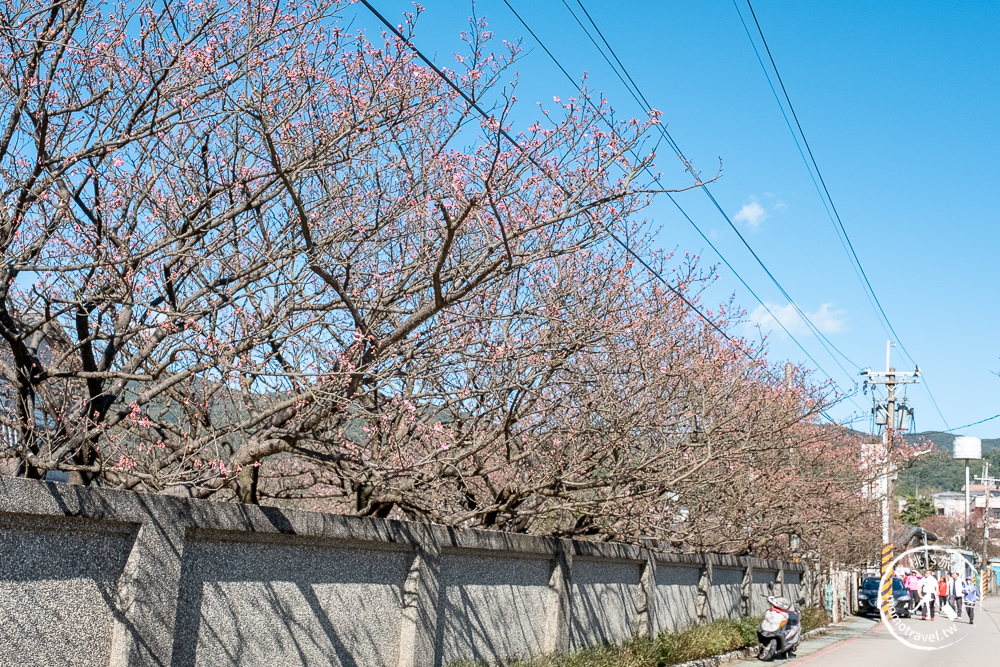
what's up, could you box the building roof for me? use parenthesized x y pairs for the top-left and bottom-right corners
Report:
(963, 483), (1000, 490)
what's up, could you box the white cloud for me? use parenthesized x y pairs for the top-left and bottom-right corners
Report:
(765, 192), (787, 211)
(748, 302), (847, 338)
(733, 201), (767, 230)
(809, 303), (848, 334)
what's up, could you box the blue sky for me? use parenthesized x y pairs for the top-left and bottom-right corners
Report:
(355, 1), (1000, 439)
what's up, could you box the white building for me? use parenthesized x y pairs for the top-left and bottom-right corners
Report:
(932, 491), (967, 517)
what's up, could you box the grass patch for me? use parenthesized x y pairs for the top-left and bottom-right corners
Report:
(800, 607), (831, 634)
(448, 610), (830, 667)
(658, 616), (759, 664)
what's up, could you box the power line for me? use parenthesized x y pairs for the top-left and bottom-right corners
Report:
(730, 1), (889, 340)
(566, 0), (862, 375)
(557, 0), (865, 386)
(941, 414), (1000, 434)
(734, 0), (951, 430)
(737, 0), (897, 352)
(921, 382), (950, 430)
(356, 0), (758, 364)
(501, 0), (867, 413)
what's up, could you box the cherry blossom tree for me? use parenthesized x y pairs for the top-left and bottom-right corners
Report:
(0, 0), (673, 499)
(0, 0), (893, 560)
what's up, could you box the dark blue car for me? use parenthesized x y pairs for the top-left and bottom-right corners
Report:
(857, 576), (911, 618)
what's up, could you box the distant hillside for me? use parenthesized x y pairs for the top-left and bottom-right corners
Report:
(902, 431), (1000, 454)
(895, 431), (1000, 495)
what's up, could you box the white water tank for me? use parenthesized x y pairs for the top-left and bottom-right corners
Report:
(953, 435), (982, 459)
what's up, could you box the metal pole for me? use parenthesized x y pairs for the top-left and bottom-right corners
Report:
(881, 466), (890, 544)
(862, 341), (920, 614)
(880, 341), (894, 615)
(966, 460), (971, 546)
(885, 343), (895, 543)
(985, 462), (990, 565)
(923, 529), (928, 570)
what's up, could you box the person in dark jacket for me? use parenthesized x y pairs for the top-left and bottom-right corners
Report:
(947, 572), (963, 619)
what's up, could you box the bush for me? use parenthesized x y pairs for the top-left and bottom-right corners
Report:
(448, 616), (765, 667)
(800, 607), (831, 634)
(658, 617), (758, 664)
(449, 609), (834, 666)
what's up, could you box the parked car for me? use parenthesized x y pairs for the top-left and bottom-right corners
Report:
(857, 576), (910, 618)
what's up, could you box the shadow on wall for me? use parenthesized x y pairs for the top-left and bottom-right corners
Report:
(0, 479), (808, 667)
(170, 536), (411, 667)
(710, 568), (743, 621)
(653, 566), (701, 633)
(0, 513), (136, 667)
(569, 560), (642, 650)
(751, 570), (778, 616)
(783, 571), (802, 604)
(433, 553), (552, 667)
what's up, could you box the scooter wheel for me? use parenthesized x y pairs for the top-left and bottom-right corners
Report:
(758, 639), (777, 661)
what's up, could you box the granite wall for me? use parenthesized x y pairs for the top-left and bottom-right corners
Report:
(0, 477), (807, 666)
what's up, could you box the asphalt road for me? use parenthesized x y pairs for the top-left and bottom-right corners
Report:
(733, 595), (1000, 666)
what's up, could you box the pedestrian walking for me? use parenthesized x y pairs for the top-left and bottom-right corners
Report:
(937, 574), (948, 609)
(918, 570), (938, 620)
(904, 570), (921, 613)
(948, 572), (963, 619)
(963, 577), (981, 625)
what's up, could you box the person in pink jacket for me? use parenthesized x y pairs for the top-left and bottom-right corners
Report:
(903, 571), (921, 613)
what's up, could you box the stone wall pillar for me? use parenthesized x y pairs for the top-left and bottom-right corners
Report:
(696, 555), (713, 624)
(396, 540), (442, 667)
(636, 550), (657, 637)
(542, 539), (572, 653)
(109, 521), (186, 666)
(740, 560), (753, 617)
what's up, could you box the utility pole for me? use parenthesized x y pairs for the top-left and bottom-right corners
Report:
(861, 340), (920, 615)
(974, 464), (1000, 576)
(984, 462), (990, 564)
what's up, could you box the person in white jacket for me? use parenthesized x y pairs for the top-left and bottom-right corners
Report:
(918, 570), (938, 620)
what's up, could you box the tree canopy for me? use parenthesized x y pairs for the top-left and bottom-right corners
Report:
(0, 0), (898, 562)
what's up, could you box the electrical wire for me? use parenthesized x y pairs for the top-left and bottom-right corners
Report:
(356, 0), (757, 364)
(734, 0), (951, 430)
(941, 414), (1000, 434)
(500, 0), (867, 414)
(737, 0), (896, 350)
(562, 0), (865, 387)
(565, 0), (862, 377)
(358, 1), (875, 424)
(496, 0), (861, 396)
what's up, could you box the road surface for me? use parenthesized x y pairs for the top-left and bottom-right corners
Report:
(733, 595), (1000, 666)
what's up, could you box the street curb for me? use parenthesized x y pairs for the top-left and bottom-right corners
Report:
(671, 625), (834, 667)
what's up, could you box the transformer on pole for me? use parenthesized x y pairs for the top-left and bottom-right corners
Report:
(861, 341), (919, 615)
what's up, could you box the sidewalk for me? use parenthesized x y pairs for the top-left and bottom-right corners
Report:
(728, 614), (880, 666)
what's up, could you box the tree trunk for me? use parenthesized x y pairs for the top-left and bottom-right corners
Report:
(237, 465), (259, 504)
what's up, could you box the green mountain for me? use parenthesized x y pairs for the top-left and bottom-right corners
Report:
(901, 431), (1000, 454)
(895, 431), (1000, 495)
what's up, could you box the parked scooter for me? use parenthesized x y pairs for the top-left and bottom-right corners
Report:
(756, 595), (805, 661)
